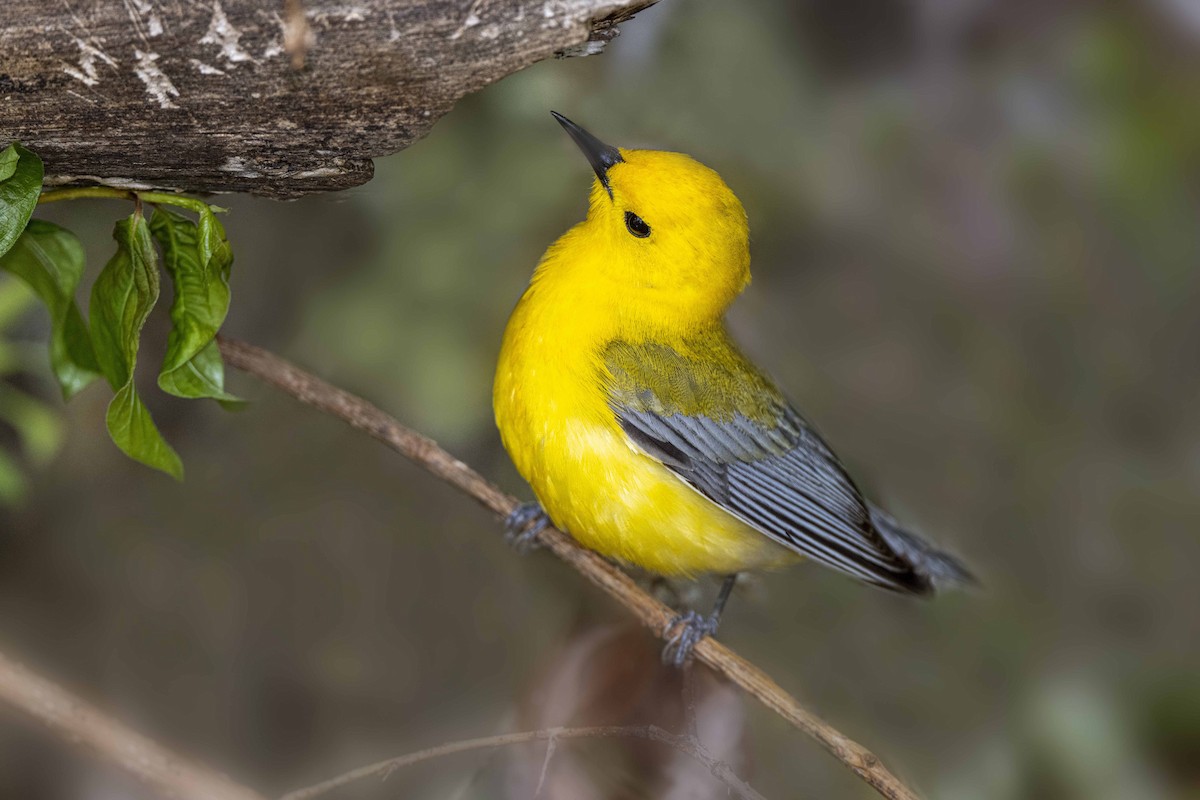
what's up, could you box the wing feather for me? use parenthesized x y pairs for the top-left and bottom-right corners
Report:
(605, 336), (930, 594)
(726, 466), (882, 578)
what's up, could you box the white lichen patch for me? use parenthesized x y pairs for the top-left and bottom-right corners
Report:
(310, 5), (370, 26)
(540, 0), (592, 30)
(558, 39), (607, 57)
(292, 167), (344, 179)
(133, 49), (179, 108)
(200, 1), (256, 66)
(62, 36), (117, 87)
(131, 0), (164, 37)
(189, 58), (225, 76)
(448, 11), (481, 40)
(43, 175), (158, 190)
(541, 1), (567, 28)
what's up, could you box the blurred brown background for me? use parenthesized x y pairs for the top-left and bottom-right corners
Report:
(2, 0), (1199, 797)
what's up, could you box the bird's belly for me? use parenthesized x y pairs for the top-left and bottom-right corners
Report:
(525, 420), (797, 577)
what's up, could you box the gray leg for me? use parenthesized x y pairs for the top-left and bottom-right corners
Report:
(662, 574), (738, 667)
(504, 502), (550, 553)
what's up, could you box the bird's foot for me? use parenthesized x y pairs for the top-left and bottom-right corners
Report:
(504, 502), (550, 553)
(661, 609), (721, 667)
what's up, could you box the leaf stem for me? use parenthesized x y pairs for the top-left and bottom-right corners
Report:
(37, 186), (135, 204)
(37, 187), (217, 216)
(139, 193), (216, 215)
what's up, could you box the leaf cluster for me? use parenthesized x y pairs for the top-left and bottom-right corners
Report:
(0, 143), (239, 480)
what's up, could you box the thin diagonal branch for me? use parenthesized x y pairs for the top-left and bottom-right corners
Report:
(217, 336), (923, 800)
(533, 732), (558, 798)
(0, 649), (266, 800)
(280, 725), (764, 800)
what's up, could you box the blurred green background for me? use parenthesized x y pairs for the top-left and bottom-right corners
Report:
(2, 0), (1200, 797)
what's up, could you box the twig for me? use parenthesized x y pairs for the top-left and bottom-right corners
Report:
(218, 336), (923, 800)
(279, 725), (764, 800)
(532, 733), (557, 798)
(0, 649), (266, 800)
(283, 0), (312, 70)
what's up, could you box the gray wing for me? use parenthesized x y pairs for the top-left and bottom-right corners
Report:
(618, 405), (930, 594)
(604, 338), (930, 594)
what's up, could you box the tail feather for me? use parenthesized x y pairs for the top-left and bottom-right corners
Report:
(869, 505), (977, 592)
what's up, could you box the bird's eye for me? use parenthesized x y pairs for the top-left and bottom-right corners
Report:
(624, 211), (651, 239)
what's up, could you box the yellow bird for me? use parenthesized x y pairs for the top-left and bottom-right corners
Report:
(494, 113), (973, 664)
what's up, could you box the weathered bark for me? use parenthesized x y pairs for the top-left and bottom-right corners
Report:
(0, 0), (656, 197)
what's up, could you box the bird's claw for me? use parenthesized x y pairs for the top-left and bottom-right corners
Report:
(504, 502), (550, 553)
(661, 609), (720, 667)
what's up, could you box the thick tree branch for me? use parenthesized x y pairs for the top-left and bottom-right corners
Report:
(0, 0), (656, 197)
(217, 335), (924, 800)
(0, 649), (266, 800)
(280, 725), (765, 800)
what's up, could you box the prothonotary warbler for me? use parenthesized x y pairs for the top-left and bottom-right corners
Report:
(494, 112), (975, 664)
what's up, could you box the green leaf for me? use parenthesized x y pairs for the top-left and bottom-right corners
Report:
(90, 214), (159, 390)
(0, 447), (26, 505)
(0, 143), (44, 259)
(105, 382), (183, 479)
(157, 338), (242, 402)
(0, 382), (65, 466)
(0, 275), (36, 328)
(0, 144), (18, 182)
(90, 213), (182, 479)
(150, 207), (238, 401)
(0, 221), (101, 398)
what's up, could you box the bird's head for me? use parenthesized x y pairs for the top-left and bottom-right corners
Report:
(551, 112), (751, 327)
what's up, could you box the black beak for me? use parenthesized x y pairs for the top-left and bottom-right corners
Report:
(551, 111), (623, 198)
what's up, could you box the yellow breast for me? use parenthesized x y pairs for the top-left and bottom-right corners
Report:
(493, 261), (795, 577)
